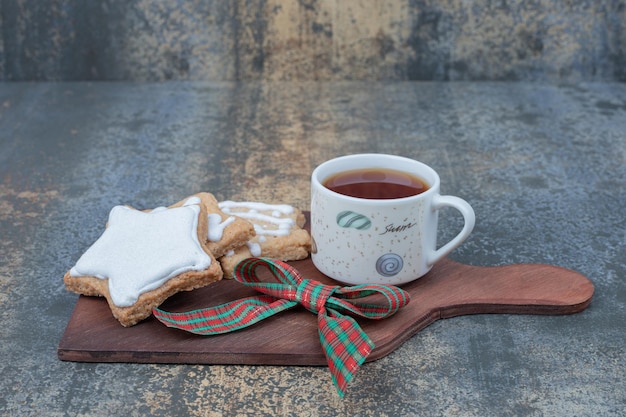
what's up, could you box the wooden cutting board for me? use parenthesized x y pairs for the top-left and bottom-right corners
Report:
(58, 214), (594, 366)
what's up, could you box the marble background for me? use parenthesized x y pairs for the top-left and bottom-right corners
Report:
(1, 0), (625, 82)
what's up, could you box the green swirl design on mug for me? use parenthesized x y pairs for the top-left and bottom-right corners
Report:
(336, 211), (372, 230)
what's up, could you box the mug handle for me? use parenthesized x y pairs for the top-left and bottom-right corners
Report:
(427, 195), (476, 266)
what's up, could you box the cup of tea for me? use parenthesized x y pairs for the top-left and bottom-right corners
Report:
(310, 153), (475, 285)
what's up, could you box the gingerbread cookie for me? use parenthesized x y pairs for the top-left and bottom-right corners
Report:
(64, 196), (223, 327)
(169, 192), (255, 258)
(217, 201), (311, 277)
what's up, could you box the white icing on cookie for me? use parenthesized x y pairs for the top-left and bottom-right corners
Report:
(219, 201), (294, 215)
(222, 208), (295, 228)
(219, 201), (296, 237)
(69, 204), (211, 307)
(247, 242), (262, 257)
(217, 201), (301, 258)
(207, 213), (235, 242)
(183, 196), (202, 206)
(252, 222), (292, 237)
(233, 212), (294, 230)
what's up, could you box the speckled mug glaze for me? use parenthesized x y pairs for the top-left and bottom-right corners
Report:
(311, 154), (475, 285)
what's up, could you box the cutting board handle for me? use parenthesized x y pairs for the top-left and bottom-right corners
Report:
(407, 259), (594, 318)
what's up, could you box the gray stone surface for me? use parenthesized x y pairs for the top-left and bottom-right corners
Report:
(0, 81), (624, 416)
(0, 0), (625, 82)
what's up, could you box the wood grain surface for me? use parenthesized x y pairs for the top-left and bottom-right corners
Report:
(58, 249), (594, 365)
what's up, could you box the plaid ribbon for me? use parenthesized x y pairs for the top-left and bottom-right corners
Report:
(153, 257), (411, 397)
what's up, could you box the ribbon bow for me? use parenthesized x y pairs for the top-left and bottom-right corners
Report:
(153, 258), (410, 397)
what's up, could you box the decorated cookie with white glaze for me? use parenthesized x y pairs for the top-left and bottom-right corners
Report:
(64, 197), (223, 327)
(217, 201), (311, 278)
(169, 192), (255, 258)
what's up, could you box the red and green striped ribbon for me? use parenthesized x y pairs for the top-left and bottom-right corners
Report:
(153, 258), (411, 397)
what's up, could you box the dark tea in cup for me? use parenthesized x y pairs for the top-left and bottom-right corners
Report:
(322, 168), (429, 199)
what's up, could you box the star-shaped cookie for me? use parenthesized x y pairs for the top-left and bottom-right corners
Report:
(64, 197), (223, 326)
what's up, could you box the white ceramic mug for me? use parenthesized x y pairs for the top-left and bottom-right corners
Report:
(310, 154), (475, 285)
